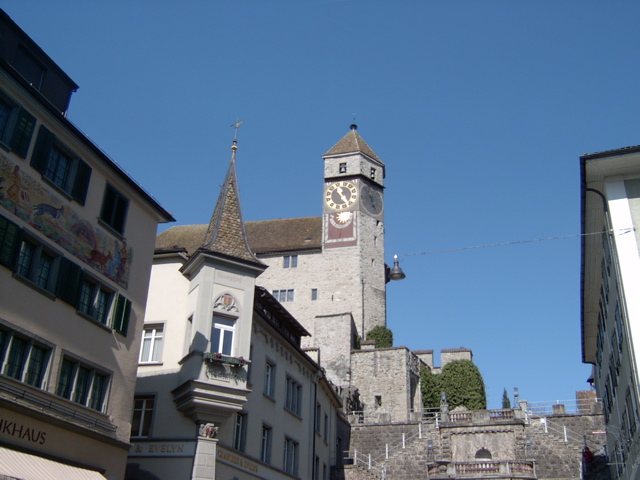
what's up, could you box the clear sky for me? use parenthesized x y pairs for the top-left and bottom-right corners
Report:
(5, 1), (640, 409)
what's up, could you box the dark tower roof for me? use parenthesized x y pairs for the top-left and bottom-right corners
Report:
(323, 124), (384, 166)
(200, 140), (262, 265)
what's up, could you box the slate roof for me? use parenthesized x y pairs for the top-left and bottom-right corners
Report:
(323, 125), (384, 166)
(198, 154), (261, 265)
(156, 217), (322, 257)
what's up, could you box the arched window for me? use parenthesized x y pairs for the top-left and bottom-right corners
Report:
(475, 448), (492, 460)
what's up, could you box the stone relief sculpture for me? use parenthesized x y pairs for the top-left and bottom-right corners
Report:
(213, 293), (239, 313)
(198, 423), (218, 439)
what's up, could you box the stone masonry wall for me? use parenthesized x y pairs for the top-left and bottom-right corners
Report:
(342, 410), (609, 480)
(313, 312), (356, 386)
(350, 348), (424, 422)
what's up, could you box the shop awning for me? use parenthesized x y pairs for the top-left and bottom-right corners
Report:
(0, 447), (105, 480)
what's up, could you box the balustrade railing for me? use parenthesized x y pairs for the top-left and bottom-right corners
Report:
(428, 460), (536, 478)
(447, 408), (517, 424)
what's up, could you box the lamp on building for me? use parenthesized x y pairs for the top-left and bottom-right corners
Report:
(388, 255), (406, 281)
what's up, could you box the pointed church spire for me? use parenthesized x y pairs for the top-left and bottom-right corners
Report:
(201, 123), (262, 265)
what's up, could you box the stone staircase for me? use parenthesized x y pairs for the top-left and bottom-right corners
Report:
(338, 413), (612, 480)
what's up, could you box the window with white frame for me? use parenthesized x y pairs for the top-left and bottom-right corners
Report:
(283, 437), (299, 475)
(132, 395), (155, 437)
(56, 356), (109, 411)
(285, 376), (302, 416)
(0, 329), (50, 389)
(211, 316), (235, 355)
(283, 255), (298, 268)
(261, 424), (272, 463)
(273, 289), (294, 303)
(140, 325), (164, 364)
(233, 412), (246, 452)
(264, 360), (276, 398)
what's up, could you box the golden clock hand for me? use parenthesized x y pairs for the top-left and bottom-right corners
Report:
(337, 187), (349, 204)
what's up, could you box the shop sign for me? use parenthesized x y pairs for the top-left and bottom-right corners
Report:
(130, 441), (195, 457)
(0, 416), (47, 445)
(217, 448), (260, 474)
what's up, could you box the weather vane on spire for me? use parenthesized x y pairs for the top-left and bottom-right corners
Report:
(230, 120), (243, 152)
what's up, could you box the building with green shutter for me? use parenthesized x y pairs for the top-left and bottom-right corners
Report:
(0, 9), (173, 480)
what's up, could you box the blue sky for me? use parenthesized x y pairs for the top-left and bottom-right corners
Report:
(5, 1), (640, 408)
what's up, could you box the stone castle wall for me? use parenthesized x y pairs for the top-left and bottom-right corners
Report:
(350, 347), (424, 422)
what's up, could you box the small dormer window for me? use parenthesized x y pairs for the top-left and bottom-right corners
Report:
(370, 167), (376, 180)
(339, 163), (347, 174)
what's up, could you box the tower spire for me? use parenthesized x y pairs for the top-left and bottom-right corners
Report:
(200, 121), (261, 265)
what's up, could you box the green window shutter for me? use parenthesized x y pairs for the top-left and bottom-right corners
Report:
(72, 158), (92, 205)
(30, 125), (54, 174)
(56, 257), (82, 307)
(10, 107), (35, 158)
(0, 214), (23, 269)
(112, 294), (132, 335)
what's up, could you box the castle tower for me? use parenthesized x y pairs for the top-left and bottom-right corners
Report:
(322, 124), (387, 338)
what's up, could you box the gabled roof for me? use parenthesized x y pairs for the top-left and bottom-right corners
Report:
(245, 217), (322, 254)
(156, 217), (322, 257)
(323, 124), (384, 166)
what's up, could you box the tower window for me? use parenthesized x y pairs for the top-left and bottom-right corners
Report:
(370, 167), (376, 179)
(211, 316), (235, 355)
(273, 289), (294, 302)
(311, 288), (318, 301)
(339, 163), (347, 174)
(283, 255), (298, 268)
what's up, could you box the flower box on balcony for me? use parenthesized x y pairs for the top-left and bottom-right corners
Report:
(203, 352), (249, 366)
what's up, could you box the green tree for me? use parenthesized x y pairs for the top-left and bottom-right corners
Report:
(366, 326), (393, 348)
(502, 388), (511, 409)
(438, 360), (487, 410)
(420, 367), (441, 410)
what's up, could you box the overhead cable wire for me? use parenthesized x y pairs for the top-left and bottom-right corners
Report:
(401, 228), (635, 257)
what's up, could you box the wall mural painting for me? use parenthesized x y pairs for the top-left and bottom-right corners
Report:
(0, 155), (132, 288)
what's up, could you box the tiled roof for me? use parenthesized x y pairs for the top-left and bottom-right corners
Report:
(245, 217), (322, 254)
(156, 217), (322, 257)
(200, 156), (261, 264)
(323, 126), (384, 166)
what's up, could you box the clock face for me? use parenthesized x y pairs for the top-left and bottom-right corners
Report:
(325, 181), (358, 210)
(361, 183), (383, 216)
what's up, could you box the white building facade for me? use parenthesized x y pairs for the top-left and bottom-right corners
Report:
(127, 145), (343, 480)
(0, 9), (173, 480)
(581, 145), (640, 479)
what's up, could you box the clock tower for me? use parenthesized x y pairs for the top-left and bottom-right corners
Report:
(322, 124), (387, 339)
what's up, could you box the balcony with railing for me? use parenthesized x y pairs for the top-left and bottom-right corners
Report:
(427, 460), (536, 479)
(446, 408), (520, 425)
